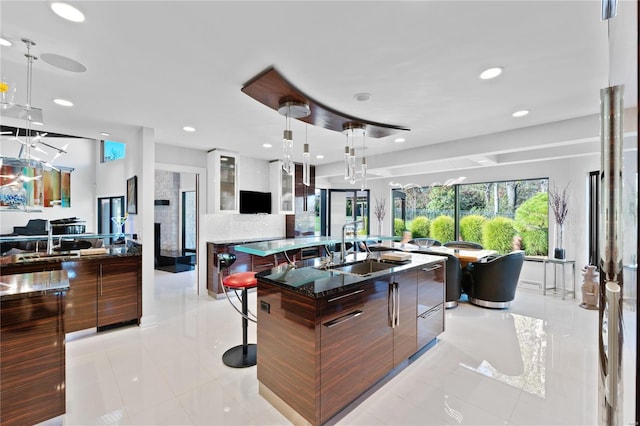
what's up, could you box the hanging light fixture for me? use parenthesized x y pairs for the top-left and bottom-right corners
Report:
(342, 122), (365, 185)
(302, 125), (310, 186)
(360, 125), (368, 190)
(277, 100), (310, 176)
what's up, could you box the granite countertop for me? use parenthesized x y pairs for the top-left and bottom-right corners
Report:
(0, 270), (70, 301)
(0, 247), (140, 267)
(257, 252), (446, 298)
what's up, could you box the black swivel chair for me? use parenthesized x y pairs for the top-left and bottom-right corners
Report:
(415, 249), (462, 308)
(462, 250), (525, 308)
(444, 240), (483, 250)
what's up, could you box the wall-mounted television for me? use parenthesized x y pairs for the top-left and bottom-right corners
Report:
(239, 190), (272, 214)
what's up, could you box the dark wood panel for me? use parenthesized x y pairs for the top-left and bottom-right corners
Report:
(62, 259), (98, 332)
(97, 257), (140, 327)
(257, 281), (320, 425)
(319, 282), (393, 423)
(393, 270), (418, 366)
(0, 370), (65, 426)
(241, 67), (410, 138)
(0, 291), (65, 426)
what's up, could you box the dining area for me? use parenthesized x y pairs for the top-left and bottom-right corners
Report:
(368, 239), (525, 309)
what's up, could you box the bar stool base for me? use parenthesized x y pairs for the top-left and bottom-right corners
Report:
(222, 344), (257, 368)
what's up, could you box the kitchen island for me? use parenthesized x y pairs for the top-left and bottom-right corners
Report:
(253, 250), (446, 425)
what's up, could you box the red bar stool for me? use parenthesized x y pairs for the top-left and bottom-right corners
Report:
(218, 253), (257, 368)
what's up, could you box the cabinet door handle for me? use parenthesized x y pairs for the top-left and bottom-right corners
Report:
(422, 264), (443, 272)
(99, 264), (103, 296)
(328, 288), (364, 303)
(419, 304), (442, 320)
(396, 283), (400, 327)
(323, 310), (363, 328)
(388, 283), (395, 328)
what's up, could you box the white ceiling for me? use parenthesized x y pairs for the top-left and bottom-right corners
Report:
(0, 1), (637, 177)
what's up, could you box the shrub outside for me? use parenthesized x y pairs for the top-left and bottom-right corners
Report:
(482, 216), (517, 254)
(514, 192), (548, 255)
(459, 214), (486, 244)
(430, 215), (455, 243)
(410, 216), (430, 238)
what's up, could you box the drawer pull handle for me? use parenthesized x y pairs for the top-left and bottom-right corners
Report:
(422, 264), (443, 272)
(419, 305), (442, 319)
(324, 310), (363, 328)
(328, 288), (364, 302)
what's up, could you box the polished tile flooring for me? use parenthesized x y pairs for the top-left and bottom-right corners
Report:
(46, 270), (631, 425)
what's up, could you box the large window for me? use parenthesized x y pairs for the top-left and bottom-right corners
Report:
(101, 140), (126, 163)
(393, 178), (549, 254)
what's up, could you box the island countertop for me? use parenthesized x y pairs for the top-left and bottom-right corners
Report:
(0, 269), (70, 301)
(257, 251), (446, 298)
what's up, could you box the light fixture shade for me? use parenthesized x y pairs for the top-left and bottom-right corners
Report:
(361, 157), (367, 190)
(349, 147), (356, 185)
(344, 145), (351, 180)
(302, 143), (310, 186)
(282, 133), (293, 175)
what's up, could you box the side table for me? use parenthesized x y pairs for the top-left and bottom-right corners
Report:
(542, 258), (576, 300)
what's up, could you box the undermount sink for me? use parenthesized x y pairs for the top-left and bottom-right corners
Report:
(328, 259), (396, 277)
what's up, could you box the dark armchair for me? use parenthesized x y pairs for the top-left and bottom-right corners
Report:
(462, 250), (525, 308)
(416, 249), (462, 308)
(444, 240), (483, 250)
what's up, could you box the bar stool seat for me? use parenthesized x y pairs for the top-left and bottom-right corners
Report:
(218, 253), (258, 368)
(223, 272), (257, 289)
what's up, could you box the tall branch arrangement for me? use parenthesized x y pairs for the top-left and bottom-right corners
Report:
(374, 195), (386, 222)
(549, 182), (570, 226)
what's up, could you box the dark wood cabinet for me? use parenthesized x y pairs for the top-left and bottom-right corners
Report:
(1, 291), (66, 425)
(392, 270), (418, 366)
(257, 259), (445, 425)
(97, 256), (140, 328)
(62, 259), (98, 332)
(319, 282), (392, 422)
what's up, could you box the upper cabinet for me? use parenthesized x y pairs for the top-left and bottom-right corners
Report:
(208, 150), (238, 213)
(270, 161), (294, 214)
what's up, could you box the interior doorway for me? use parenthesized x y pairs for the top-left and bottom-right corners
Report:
(154, 165), (204, 295)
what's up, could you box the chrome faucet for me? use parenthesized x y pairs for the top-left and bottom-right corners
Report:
(341, 219), (364, 264)
(47, 221), (53, 254)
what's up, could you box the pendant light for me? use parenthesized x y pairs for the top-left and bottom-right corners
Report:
(360, 126), (367, 190)
(302, 125), (310, 186)
(343, 122), (365, 185)
(278, 100), (310, 176)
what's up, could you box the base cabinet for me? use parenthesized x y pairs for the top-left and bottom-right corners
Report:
(257, 259), (445, 425)
(0, 291), (66, 426)
(97, 257), (140, 328)
(62, 260), (98, 332)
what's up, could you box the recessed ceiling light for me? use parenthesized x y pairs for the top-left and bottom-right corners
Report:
(480, 67), (503, 80)
(262, 143), (272, 148)
(0, 37), (12, 47)
(183, 126), (195, 132)
(394, 138), (405, 143)
(53, 98), (73, 107)
(315, 154), (324, 159)
(100, 132), (110, 136)
(512, 110), (529, 117)
(51, 2), (85, 22)
(354, 93), (372, 102)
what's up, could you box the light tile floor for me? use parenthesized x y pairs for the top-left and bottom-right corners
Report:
(43, 270), (634, 425)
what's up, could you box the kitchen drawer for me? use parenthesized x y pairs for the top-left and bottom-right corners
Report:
(417, 303), (444, 349)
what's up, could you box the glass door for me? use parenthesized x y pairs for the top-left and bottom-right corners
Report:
(97, 196), (124, 244)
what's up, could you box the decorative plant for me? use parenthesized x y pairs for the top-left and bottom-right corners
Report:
(549, 182), (570, 228)
(374, 195), (386, 223)
(373, 195), (387, 235)
(548, 182), (570, 257)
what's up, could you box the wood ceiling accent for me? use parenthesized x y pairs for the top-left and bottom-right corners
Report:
(241, 67), (410, 138)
